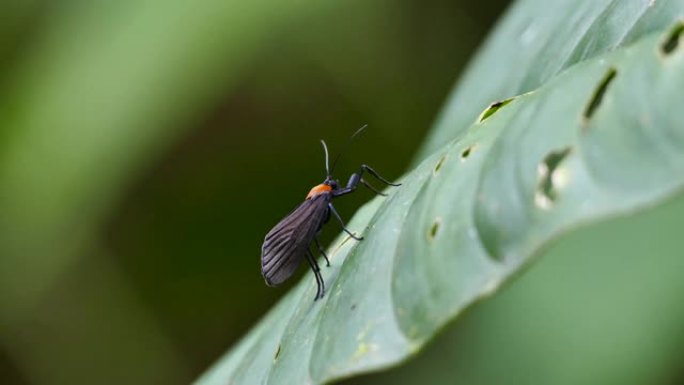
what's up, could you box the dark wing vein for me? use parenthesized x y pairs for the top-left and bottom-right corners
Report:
(261, 193), (330, 286)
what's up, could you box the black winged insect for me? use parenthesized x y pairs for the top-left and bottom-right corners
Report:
(260, 126), (400, 301)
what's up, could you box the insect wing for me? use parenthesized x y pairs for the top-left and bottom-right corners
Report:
(261, 193), (330, 286)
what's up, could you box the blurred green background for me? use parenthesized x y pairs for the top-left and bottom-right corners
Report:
(0, 1), (511, 384)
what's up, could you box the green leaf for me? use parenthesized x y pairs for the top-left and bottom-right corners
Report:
(197, 3), (684, 385)
(359, 192), (684, 385)
(416, 0), (684, 161)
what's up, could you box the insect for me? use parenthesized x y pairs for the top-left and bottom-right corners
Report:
(261, 126), (400, 301)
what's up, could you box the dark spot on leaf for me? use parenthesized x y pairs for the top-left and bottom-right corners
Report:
(428, 218), (441, 241)
(461, 146), (472, 159)
(274, 344), (281, 361)
(583, 68), (617, 122)
(478, 97), (515, 123)
(662, 21), (684, 55)
(535, 148), (572, 209)
(351, 304), (357, 311)
(433, 155), (447, 175)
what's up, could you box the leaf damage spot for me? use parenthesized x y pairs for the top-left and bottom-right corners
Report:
(352, 343), (371, 360)
(274, 344), (281, 361)
(428, 218), (441, 241)
(477, 97), (515, 123)
(583, 68), (617, 123)
(661, 20), (684, 55)
(461, 145), (476, 161)
(433, 154), (447, 175)
(534, 148), (572, 210)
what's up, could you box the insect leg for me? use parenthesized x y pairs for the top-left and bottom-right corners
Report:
(332, 164), (400, 198)
(360, 178), (387, 196)
(314, 236), (330, 266)
(305, 248), (325, 300)
(360, 164), (401, 186)
(328, 202), (363, 241)
(331, 174), (358, 197)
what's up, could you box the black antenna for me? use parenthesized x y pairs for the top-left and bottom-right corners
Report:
(330, 124), (368, 175)
(320, 140), (330, 176)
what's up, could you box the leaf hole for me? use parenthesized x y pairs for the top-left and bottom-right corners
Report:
(661, 20), (684, 55)
(433, 155), (447, 175)
(274, 344), (281, 361)
(428, 218), (441, 241)
(535, 147), (572, 210)
(583, 68), (617, 122)
(478, 97), (515, 123)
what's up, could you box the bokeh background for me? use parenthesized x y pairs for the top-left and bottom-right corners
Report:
(0, 1), (511, 384)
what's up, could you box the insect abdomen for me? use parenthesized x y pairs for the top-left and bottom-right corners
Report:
(261, 193), (330, 286)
